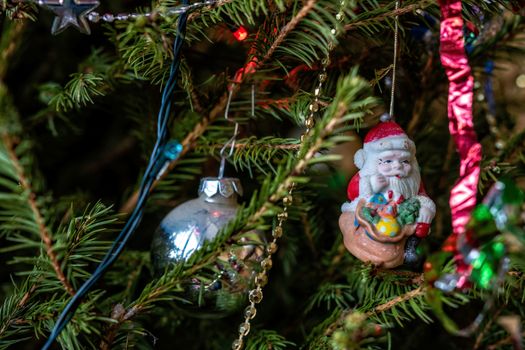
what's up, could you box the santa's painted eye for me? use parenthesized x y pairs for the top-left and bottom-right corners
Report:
(402, 160), (410, 164)
(384, 160), (392, 164)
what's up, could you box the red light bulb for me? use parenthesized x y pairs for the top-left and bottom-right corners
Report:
(233, 26), (248, 41)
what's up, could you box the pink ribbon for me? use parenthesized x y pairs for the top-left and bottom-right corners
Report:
(439, 0), (481, 235)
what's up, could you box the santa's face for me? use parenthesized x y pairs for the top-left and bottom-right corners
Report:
(376, 150), (412, 178)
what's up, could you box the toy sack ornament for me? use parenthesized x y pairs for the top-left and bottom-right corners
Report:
(339, 115), (436, 268)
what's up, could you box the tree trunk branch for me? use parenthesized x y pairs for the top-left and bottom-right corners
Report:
(2, 134), (75, 296)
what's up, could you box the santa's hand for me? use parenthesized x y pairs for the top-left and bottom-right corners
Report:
(371, 174), (388, 193)
(417, 207), (434, 224)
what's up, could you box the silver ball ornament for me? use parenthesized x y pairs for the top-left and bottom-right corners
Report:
(151, 177), (264, 317)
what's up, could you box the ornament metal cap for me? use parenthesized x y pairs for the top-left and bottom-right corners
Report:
(379, 113), (393, 122)
(199, 177), (243, 202)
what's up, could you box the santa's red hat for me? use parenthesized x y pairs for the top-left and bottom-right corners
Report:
(354, 116), (414, 170)
(363, 121), (406, 143)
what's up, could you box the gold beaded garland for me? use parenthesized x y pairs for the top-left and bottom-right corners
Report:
(261, 257), (273, 270)
(272, 226), (283, 238)
(245, 305), (256, 319)
(231, 2), (346, 349)
(255, 273), (268, 286)
(232, 339), (242, 350)
(248, 288), (263, 304)
(267, 242), (278, 254)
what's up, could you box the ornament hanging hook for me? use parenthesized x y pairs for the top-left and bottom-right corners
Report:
(218, 86), (237, 179)
(389, 0), (400, 119)
(219, 83), (255, 178)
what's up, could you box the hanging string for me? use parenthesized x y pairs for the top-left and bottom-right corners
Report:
(389, 0), (400, 118)
(41, 1), (191, 348)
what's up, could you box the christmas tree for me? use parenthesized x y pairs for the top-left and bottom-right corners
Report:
(1, 0), (525, 349)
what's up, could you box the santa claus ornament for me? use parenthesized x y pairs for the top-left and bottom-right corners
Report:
(339, 115), (436, 268)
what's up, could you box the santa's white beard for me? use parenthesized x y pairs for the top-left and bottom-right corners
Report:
(386, 172), (420, 199)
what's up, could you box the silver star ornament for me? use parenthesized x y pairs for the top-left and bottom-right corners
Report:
(38, 0), (100, 35)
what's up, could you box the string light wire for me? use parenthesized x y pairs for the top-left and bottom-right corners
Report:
(41, 1), (191, 348)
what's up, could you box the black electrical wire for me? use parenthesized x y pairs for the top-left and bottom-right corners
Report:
(41, 1), (190, 348)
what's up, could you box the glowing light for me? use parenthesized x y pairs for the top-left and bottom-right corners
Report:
(233, 26), (248, 41)
(516, 74), (525, 88)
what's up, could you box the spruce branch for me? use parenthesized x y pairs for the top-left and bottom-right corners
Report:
(0, 279), (43, 348)
(121, 1), (320, 213)
(98, 304), (134, 350)
(95, 272), (186, 349)
(324, 286), (426, 337)
(211, 142), (299, 150)
(344, 1), (434, 33)
(189, 72), (376, 285)
(370, 269), (424, 285)
(245, 102), (349, 227)
(0, 21), (26, 80)
(272, 0), (345, 67)
(41, 48), (124, 114)
(119, 90), (229, 213)
(487, 331), (525, 350)
(262, 0), (316, 63)
(13, 281), (38, 314)
(2, 1), (525, 349)
(180, 59), (205, 114)
(245, 329), (295, 350)
(365, 286), (426, 316)
(1, 134), (75, 296)
(473, 308), (502, 350)
(197, 137), (299, 176)
(0, 281), (32, 337)
(187, 0), (234, 22)
(106, 72), (375, 346)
